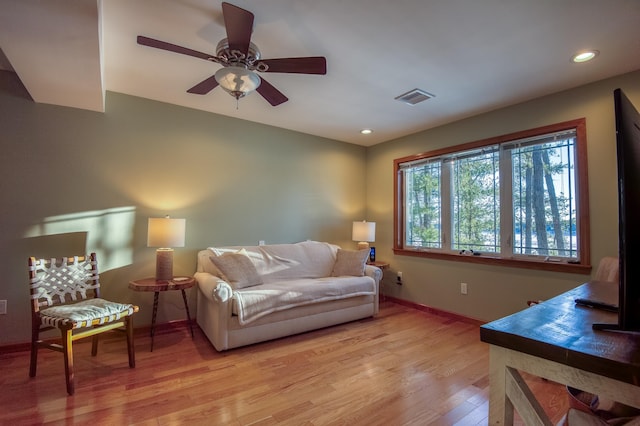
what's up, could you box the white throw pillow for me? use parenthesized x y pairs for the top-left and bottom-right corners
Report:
(209, 253), (263, 289)
(331, 248), (370, 277)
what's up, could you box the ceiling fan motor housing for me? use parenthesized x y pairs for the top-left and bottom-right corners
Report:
(215, 38), (267, 71)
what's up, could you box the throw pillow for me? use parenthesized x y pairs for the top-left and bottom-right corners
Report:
(331, 248), (370, 277)
(209, 253), (263, 289)
(207, 248), (251, 280)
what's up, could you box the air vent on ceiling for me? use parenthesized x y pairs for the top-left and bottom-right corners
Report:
(395, 88), (435, 105)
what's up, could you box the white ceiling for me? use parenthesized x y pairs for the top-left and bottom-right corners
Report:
(1, 0), (639, 146)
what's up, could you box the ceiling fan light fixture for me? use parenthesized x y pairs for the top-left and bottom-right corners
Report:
(215, 66), (261, 99)
(137, 3), (326, 107)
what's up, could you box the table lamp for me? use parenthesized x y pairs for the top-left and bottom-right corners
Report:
(352, 221), (376, 250)
(147, 216), (186, 281)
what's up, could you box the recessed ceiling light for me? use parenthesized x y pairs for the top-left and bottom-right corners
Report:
(572, 50), (599, 63)
(360, 129), (373, 135)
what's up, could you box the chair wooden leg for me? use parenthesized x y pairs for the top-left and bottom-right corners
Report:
(62, 328), (75, 395)
(91, 330), (99, 356)
(125, 316), (135, 368)
(29, 322), (40, 378)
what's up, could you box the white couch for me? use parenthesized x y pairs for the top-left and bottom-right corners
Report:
(195, 241), (381, 351)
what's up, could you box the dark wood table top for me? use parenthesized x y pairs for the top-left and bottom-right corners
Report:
(480, 281), (640, 385)
(367, 261), (389, 269)
(128, 276), (195, 292)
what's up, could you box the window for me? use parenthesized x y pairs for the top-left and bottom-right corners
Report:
(394, 119), (591, 273)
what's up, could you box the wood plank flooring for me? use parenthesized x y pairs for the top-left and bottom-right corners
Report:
(0, 302), (569, 425)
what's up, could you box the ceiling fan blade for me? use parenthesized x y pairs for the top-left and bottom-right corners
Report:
(257, 57), (327, 75)
(256, 77), (288, 106)
(221, 2), (254, 55)
(137, 35), (215, 61)
(187, 75), (219, 95)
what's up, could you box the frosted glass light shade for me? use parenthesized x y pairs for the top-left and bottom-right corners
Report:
(147, 217), (186, 248)
(215, 66), (261, 99)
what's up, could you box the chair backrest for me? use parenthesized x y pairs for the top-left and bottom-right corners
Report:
(594, 256), (619, 284)
(29, 253), (101, 311)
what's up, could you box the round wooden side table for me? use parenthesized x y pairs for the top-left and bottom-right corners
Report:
(128, 276), (195, 352)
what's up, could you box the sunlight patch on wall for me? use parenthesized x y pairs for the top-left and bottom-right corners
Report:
(24, 206), (136, 271)
(97, 168), (216, 211)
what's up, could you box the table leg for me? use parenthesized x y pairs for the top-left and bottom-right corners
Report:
(150, 291), (159, 352)
(181, 289), (194, 338)
(489, 345), (513, 425)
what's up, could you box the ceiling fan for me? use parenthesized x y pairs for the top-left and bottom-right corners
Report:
(137, 2), (327, 106)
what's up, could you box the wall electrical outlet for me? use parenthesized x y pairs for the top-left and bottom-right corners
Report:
(259, 240), (265, 246)
(460, 282), (468, 295)
(396, 271), (403, 285)
(0, 300), (7, 315)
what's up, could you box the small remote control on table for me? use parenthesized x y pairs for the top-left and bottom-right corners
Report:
(574, 298), (619, 313)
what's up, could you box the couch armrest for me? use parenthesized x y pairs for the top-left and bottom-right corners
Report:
(364, 265), (382, 314)
(364, 264), (382, 286)
(195, 272), (232, 303)
(195, 272), (234, 351)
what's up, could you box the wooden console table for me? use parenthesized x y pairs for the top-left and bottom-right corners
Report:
(480, 281), (640, 425)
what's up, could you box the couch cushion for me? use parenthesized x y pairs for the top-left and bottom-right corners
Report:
(331, 248), (370, 277)
(207, 241), (339, 282)
(209, 253), (263, 289)
(232, 276), (376, 325)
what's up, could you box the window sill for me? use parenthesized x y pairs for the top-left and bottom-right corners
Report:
(392, 248), (592, 274)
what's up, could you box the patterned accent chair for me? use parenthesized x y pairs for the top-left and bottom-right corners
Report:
(28, 253), (139, 395)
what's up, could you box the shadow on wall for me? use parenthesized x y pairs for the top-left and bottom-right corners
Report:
(17, 232), (88, 260)
(20, 206), (137, 271)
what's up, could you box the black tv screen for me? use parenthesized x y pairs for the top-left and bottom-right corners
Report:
(614, 88), (640, 331)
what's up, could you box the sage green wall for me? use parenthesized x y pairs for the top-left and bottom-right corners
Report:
(0, 71), (366, 345)
(367, 70), (640, 322)
(2, 69), (639, 345)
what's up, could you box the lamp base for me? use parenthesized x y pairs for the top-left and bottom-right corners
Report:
(156, 248), (174, 281)
(357, 241), (370, 250)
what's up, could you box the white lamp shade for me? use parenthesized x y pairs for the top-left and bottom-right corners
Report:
(147, 217), (186, 248)
(352, 221), (376, 243)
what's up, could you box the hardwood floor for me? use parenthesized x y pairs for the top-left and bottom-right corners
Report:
(0, 302), (569, 425)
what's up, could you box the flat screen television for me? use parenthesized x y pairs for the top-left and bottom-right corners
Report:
(595, 88), (640, 332)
